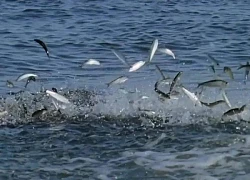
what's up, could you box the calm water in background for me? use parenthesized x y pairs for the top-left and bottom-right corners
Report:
(1, 0), (250, 179)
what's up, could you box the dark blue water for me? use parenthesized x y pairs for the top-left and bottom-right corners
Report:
(1, 0), (250, 179)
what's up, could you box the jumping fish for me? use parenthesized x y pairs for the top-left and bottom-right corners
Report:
(222, 105), (246, 117)
(147, 39), (158, 63)
(169, 71), (183, 94)
(221, 90), (232, 108)
(197, 79), (228, 88)
(238, 62), (250, 84)
(46, 90), (70, 104)
(24, 76), (36, 88)
(107, 76), (128, 87)
(223, 67), (234, 80)
(157, 48), (175, 59)
(16, 73), (38, 81)
(154, 81), (170, 99)
(111, 49), (130, 67)
(34, 39), (49, 58)
(207, 53), (220, 66)
(84, 59), (101, 66)
(182, 87), (202, 107)
(129, 61), (146, 72)
(238, 62), (250, 70)
(200, 100), (225, 108)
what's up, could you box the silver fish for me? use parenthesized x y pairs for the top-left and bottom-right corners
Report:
(16, 73), (38, 81)
(200, 100), (225, 108)
(223, 67), (234, 80)
(182, 87), (202, 107)
(107, 76), (128, 87)
(147, 39), (158, 63)
(46, 90), (70, 104)
(154, 81), (170, 99)
(169, 71), (183, 94)
(238, 62), (250, 70)
(198, 79), (228, 88)
(111, 49), (130, 67)
(207, 53), (220, 66)
(223, 105), (246, 117)
(157, 48), (175, 59)
(221, 90), (231, 108)
(129, 61), (146, 72)
(84, 59), (101, 66)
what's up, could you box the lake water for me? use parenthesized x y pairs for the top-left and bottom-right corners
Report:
(1, 0), (250, 179)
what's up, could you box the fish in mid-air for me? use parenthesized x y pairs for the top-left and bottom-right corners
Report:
(46, 90), (70, 104)
(207, 53), (220, 66)
(169, 71), (183, 94)
(147, 39), (158, 63)
(16, 73), (38, 81)
(84, 59), (101, 66)
(16, 73), (38, 88)
(111, 48), (130, 67)
(129, 61), (146, 72)
(34, 39), (50, 58)
(222, 105), (246, 117)
(181, 87), (202, 107)
(197, 79), (228, 88)
(200, 100), (225, 108)
(157, 48), (175, 59)
(154, 81), (170, 100)
(107, 76), (128, 87)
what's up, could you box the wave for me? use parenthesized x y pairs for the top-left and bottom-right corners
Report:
(1, 83), (250, 128)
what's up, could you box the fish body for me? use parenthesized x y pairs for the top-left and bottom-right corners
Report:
(84, 59), (100, 66)
(237, 63), (250, 70)
(111, 49), (130, 67)
(223, 67), (234, 80)
(24, 76), (36, 88)
(34, 39), (49, 58)
(16, 73), (38, 81)
(182, 87), (202, 107)
(221, 90), (232, 108)
(200, 100), (225, 108)
(154, 81), (170, 99)
(129, 61), (146, 72)
(46, 90), (70, 104)
(107, 76), (128, 87)
(169, 71), (183, 94)
(198, 79), (228, 88)
(147, 39), (158, 63)
(157, 48), (175, 59)
(207, 53), (219, 66)
(223, 105), (246, 117)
